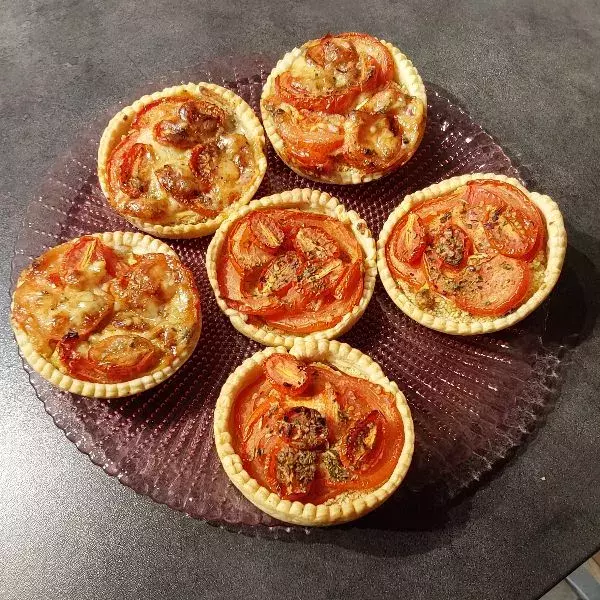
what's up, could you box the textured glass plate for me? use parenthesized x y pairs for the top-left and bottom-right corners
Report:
(11, 55), (572, 538)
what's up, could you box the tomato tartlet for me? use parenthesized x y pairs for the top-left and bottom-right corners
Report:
(206, 188), (377, 347)
(98, 83), (267, 238)
(261, 32), (426, 184)
(377, 174), (567, 334)
(11, 232), (201, 397)
(214, 340), (414, 526)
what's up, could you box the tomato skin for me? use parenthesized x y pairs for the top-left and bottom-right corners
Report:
(264, 354), (310, 396)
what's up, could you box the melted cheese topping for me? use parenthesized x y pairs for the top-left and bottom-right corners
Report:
(12, 236), (201, 382)
(107, 90), (258, 226)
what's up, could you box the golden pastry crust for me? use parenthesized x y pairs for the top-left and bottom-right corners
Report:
(11, 231), (201, 398)
(377, 173), (567, 335)
(206, 188), (377, 347)
(213, 339), (414, 526)
(261, 36), (427, 184)
(98, 83), (267, 238)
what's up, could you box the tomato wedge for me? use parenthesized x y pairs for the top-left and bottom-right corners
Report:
(258, 252), (304, 296)
(249, 213), (284, 251)
(57, 333), (160, 383)
(228, 220), (274, 274)
(293, 226), (340, 261)
(454, 255), (533, 316)
(340, 410), (386, 473)
(264, 354), (310, 396)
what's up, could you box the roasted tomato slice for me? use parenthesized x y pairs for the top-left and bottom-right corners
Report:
(279, 406), (328, 450)
(273, 109), (345, 165)
(228, 220), (275, 274)
(293, 226), (340, 261)
(305, 34), (359, 69)
(275, 71), (360, 114)
(422, 246), (462, 296)
(130, 95), (191, 130)
(343, 111), (405, 172)
(340, 410), (386, 473)
(264, 354), (310, 395)
(116, 142), (154, 199)
(431, 224), (471, 270)
(297, 258), (346, 298)
(57, 333), (160, 383)
(156, 164), (218, 216)
(333, 260), (363, 301)
(217, 255), (284, 316)
(453, 255), (533, 317)
(61, 236), (120, 286)
(468, 180), (543, 259)
(338, 32), (395, 87)
(389, 213), (427, 265)
(249, 213), (285, 251)
(257, 251), (304, 296)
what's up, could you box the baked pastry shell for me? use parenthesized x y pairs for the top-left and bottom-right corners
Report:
(11, 231), (202, 398)
(206, 187), (377, 347)
(377, 173), (567, 335)
(260, 37), (427, 185)
(213, 339), (415, 526)
(98, 83), (267, 239)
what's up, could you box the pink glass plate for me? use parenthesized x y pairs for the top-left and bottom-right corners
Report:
(11, 55), (572, 538)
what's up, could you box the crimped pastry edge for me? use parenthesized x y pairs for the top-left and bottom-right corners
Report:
(376, 173), (567, 335)
(206, 188), (377, 347)
(213, 339), (414, 526)
(11, 231), (202, 398)
(260, 36), (427, 185)
(97, 82), (267, 239)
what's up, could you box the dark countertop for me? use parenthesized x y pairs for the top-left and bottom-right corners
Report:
(1, 1), (599, 599)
